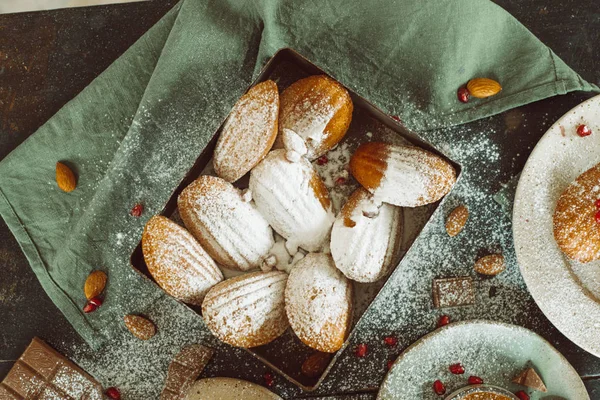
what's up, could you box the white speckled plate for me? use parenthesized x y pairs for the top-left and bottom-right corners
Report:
(378, 320), (588, 400)
(513, 94), (600, 356)
(184, 377), (282, 400)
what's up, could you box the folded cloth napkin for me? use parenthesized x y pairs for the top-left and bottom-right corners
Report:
(0, 0), (597, 352)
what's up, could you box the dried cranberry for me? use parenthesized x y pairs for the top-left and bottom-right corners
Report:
(576, 124), (592, 137)
(83, 302), (97, 313)
(316, 155), (328, 165)
(457, 87), (470, 103)
(391, 115), (402, 123)
(468, 375), (483, 385)
(263, 372), (274, 387)
(88, 297), (103, 307)
(354, 343), (368, 357)
(432, 380), (446, 396)
(387, 359), (394, 370)
(514, 391), (530, 400)
(595, 199), (600, 209)
(449, 363), (465, 374)
(130, 203), (144, 217)
(335, 177), (347, 186)
(596, 210), (600, 224)
(105, 387), (121, 400)
(437, 315), (450, 327)
(383, 336), (398, 347)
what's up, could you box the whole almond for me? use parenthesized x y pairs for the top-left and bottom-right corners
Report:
(56, 162), (77, 192)
(445, 205), (469, 237)
(467, 78), (502, 99)
(474, 254), (505, 276)
(124, 315), (156, 340)
(301, 352), (332, 378)
(84, 270), (107, 300)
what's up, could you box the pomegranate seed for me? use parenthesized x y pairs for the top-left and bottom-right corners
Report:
(354, 343), (368, 357)
(316, 156), (328, 165)
(457, 87), (469, 103)
(383, 336), (398, 347)
(82, 302), (97, 313)
(88, 297), (103, 307)
(130, 203), (144, 217)
(449, 363), (465, 374)
(595, 199), (600, 209)
(437, 315), (450, 327)
(391, 115), (402, 123)
(514, 391), (530, 400)
(387, 359), (394, 370)
(263, 372), (274, 387)
(432, 380), (446, 396)
(576, 124), (592, 137)
(468, 375), (483, 385)
(595, 210), (600, 224)
(335, 177), (347, 186)
(105, 387), (121, 400)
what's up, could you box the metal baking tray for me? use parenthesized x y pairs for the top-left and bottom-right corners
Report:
(129, 48), (461, 391)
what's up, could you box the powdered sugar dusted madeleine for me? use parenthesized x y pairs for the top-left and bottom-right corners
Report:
(214, 80), (279, 182)
(202, 271), (288, 348)
(349, 142), (456, 207)
(249, 149), (335, 253)
(142, 215), (223, 306)
(276, 75), (353, 159)
(331, 188), (403, 282)
(285, 253), (353, 353)
(178, 175), (274, 271)
(553, 163), (600, 263)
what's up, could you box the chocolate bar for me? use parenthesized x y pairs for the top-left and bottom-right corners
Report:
(160, 344), (213, 400)
(432, 276), (475, 308)
(512, 367), (547, 392)
(0, 337), (102, 400)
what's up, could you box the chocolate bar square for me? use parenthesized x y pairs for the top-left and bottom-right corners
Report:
(432, 276), (475, 308)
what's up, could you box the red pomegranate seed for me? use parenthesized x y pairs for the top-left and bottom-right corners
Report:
(88, 297), (103, 307)
(576, 124), (592, 137)
(130, 203), (144, 217)
(391, 115), (402, 123)
(335, 177), (347, 186)
(316, 155), (329, 165)
(595, 210), (600, 224)
(263, 372), (274, 387)
(105, 387), (121, 400)
(595, 199), (600, 209)
(514, 391), (530, 400)
(354, 343), (368, 357)
(432, 380), (446, 396)
(383, 336), (398, 347)
(437, 315), (450, 327)
(457, 87), (470, 103)
(449, 363), (465, 374)
(82, 302), (97, 313)
(468, 375), (483, 385)
(387, 359), (394, 370)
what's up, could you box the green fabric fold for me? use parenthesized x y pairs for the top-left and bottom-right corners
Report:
(0, 0), (597, 349)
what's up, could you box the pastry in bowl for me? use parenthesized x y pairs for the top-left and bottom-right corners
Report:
(202, 271), (288, 348)
(330, 188), (403, 282)
(285, 253), (353, 353)
(178, 175), (274, 271)
(349, 141), (456, 207)
(142, 215), (223, 306)
(249, 149), (335, 253)
(213, 80), (279, 182)
(276, 75), (353, 159)
(553, 162), (600, 263)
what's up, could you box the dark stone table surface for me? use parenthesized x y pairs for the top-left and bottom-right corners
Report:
(0, 0), (599, 398)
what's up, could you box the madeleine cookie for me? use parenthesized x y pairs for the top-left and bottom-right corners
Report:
(202, 271), (288, 348)
(330, 188), (403, 282)
(276, 75), (353, 159)
(250, 149), (335, 253)
(142, 216), (223, 306)
(185, 378), (282, 400)
(214, 80), (279, 182)
(178, 175), (274, 271)
(350, 142), (456, 207)
(553, 163), (600, 263)
(285, 253), (353, 353)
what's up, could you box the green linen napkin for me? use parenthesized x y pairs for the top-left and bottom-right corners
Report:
(0, 0), (597, 350)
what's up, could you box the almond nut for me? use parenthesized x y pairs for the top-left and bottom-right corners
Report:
(474, 254), (505, 276)
(301, 352), (331, 378)
(466, 78), (502, 99)
(84, 270), (107, 300)
(56, 162), (77, 192)
(445, 205), (469, 237)
(124, 315), (156, 340)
